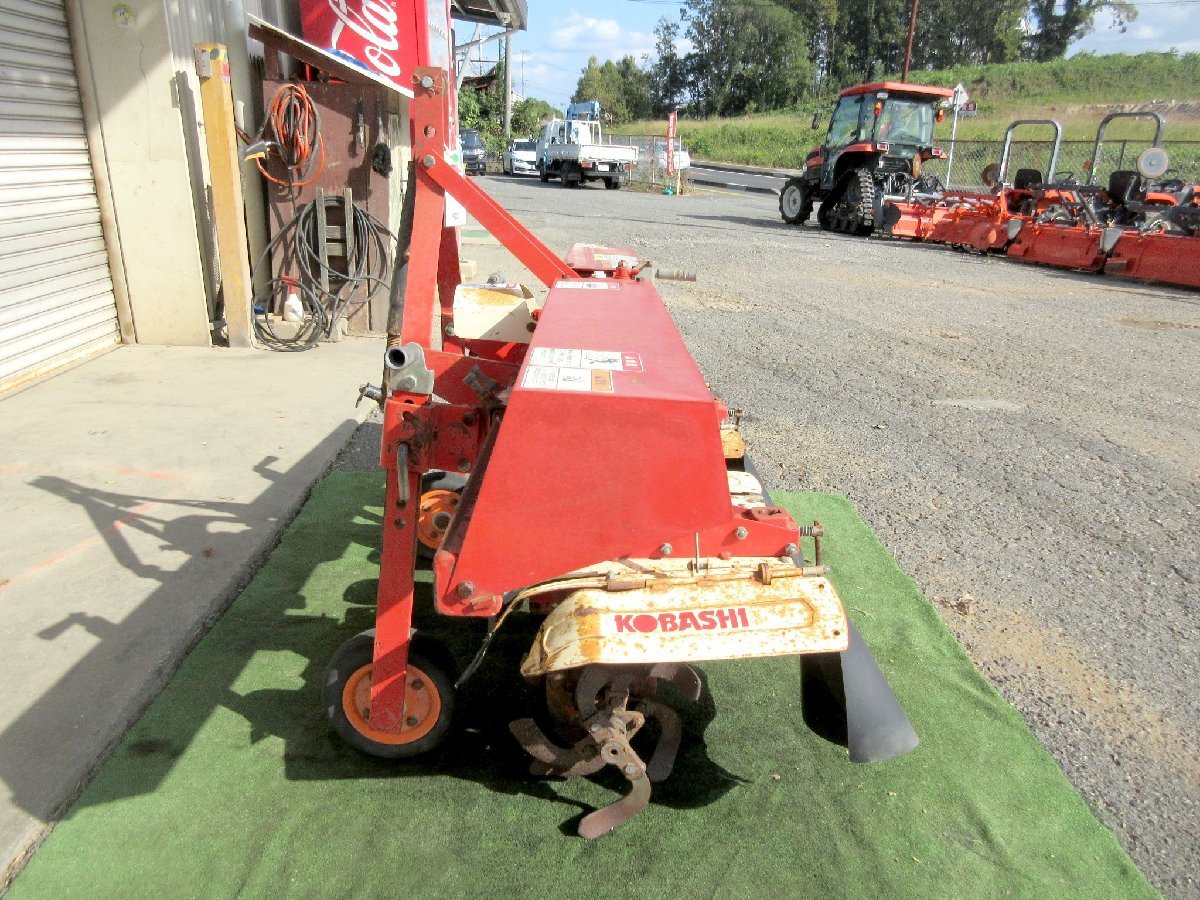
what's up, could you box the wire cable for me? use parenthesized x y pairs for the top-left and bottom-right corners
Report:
(256, 83), (327, 188)
(249, 198), (393, 351)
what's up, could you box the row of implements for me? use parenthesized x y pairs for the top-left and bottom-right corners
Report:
(324, 66), (919, 839)
(779, 82), (1200, 291)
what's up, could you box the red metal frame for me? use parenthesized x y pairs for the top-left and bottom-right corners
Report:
(366, 67), (816, 732)
(369, 68), (573, 729)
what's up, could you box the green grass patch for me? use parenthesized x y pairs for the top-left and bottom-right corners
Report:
(9, 473), (1154, 898)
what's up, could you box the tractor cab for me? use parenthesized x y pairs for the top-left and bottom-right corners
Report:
(815, 82), (952, 192)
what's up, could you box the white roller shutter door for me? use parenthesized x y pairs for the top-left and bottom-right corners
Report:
(0, 0), (119, 392)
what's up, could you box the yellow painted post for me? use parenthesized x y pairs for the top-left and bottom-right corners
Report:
(195, 43), (254, 348)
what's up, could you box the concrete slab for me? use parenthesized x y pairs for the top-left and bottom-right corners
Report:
(0, 337), (384, 882)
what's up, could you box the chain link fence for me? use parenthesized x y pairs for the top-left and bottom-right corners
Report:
(604, 134), (689, 187)
(926, 139), (1200, 192)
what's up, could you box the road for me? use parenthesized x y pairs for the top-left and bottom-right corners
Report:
(460, 174), (1199, 895)
(689, 163), (788, 195)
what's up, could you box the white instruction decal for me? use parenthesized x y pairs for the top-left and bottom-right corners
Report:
(555, 368), (591, 391)
(522, 366), (560, 390)
(521, 365), (617, 393)
(529, 348), (643, 372)
(530, 347), (582, 367)
(555, 280), (621, 291)
(591, 253), (640, 268)
(580, 349), (622, 370)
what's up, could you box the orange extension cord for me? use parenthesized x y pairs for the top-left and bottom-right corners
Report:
(256, 83), (326, 188)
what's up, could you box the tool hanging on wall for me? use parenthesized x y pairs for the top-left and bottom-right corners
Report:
(354, 99), (366, 155)
(371, 98), (392, 177)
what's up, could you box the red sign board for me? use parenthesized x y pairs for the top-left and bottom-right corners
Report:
(666, 110), (677, 177)
(300, 0), (450, 92)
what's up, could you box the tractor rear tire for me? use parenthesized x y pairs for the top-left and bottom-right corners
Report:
(605, 177), (621, 190)
(779, 178), (813, 224)
(323, 629), (457, 759)
(819, 168), (876, 235)
(843, 168), (877, 235)
(539, 165), (550, 183)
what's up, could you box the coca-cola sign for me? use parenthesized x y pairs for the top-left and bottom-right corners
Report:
(301, 0), (419, 89)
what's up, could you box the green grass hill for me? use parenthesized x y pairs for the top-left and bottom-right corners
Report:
(616, 52), (1200, 169)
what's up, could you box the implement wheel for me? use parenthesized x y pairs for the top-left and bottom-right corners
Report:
(416, 471), (465, 560)
(323, 630), (456, 759)
(779, 177), (813, 224)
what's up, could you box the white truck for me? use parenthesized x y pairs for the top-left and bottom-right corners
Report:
(536, 103), (638, 190)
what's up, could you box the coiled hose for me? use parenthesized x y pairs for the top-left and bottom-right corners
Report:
(250, 197), (393, 351)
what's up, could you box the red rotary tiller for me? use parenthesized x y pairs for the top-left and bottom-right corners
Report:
(323, 68), (918, 837)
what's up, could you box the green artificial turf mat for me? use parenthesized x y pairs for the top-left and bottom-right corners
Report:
(11, 473), (1154, 898)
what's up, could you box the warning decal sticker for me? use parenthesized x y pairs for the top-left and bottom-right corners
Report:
(521, 348), (639, 393)
(529, 347), (642, 371)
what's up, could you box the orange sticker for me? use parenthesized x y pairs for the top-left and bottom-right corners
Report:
(590, 370), (614, 392)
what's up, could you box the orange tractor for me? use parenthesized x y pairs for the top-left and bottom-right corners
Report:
(779, 81), (953, 234)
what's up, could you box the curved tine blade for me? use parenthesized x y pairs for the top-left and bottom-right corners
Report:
(577, 776), (652, 840)
(639, 700), (682, 783)
(559, 752), (609, 779)
(533, 748), (608, 779)
(649, 663), (702, 701)
(839, 623), (919, 763)
(511, 719), (605, 776)
(509, 718), (575, 766)
(574, 664), (614, 718)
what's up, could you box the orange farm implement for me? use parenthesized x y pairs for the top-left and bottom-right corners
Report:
(882, 114), (1200, 290)
(323, 66), (919, 839)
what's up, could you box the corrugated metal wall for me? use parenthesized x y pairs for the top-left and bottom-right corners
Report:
(0, 0), (119, 391)
(160, 0), (296, 316)
(161, 0), (297, 317)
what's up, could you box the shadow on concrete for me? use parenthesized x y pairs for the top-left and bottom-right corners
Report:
(0, 427), (352, 837)
(10, 463), (743, 836)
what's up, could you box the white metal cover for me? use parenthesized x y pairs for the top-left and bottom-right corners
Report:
(0, 0), (119, 392)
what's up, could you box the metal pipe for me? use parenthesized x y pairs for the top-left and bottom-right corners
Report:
(503, 31), (513, 139)
(1085, 112), (1165, 186)
(386, 160), (420, 344)
(999, 119), (1062, 185)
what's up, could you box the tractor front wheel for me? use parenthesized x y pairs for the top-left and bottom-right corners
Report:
(323, 630), (457, 759)
(779, 178), (813, 224)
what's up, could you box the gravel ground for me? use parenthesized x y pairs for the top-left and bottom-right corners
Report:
(336, 174), (1199, 895)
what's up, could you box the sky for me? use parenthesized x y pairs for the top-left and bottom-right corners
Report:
(453, 0), (1200, 111)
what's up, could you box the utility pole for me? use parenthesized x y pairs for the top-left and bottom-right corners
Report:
(503, 33), (513, 138)
(521, 49), (527, 99)
(902, 0), (920, 82)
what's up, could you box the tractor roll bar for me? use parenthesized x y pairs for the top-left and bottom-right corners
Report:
(1085, 111), (1166, 186)
(999, 119), (1063, 186)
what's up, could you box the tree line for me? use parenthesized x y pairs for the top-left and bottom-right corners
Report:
(573, 0), (1135, 121)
